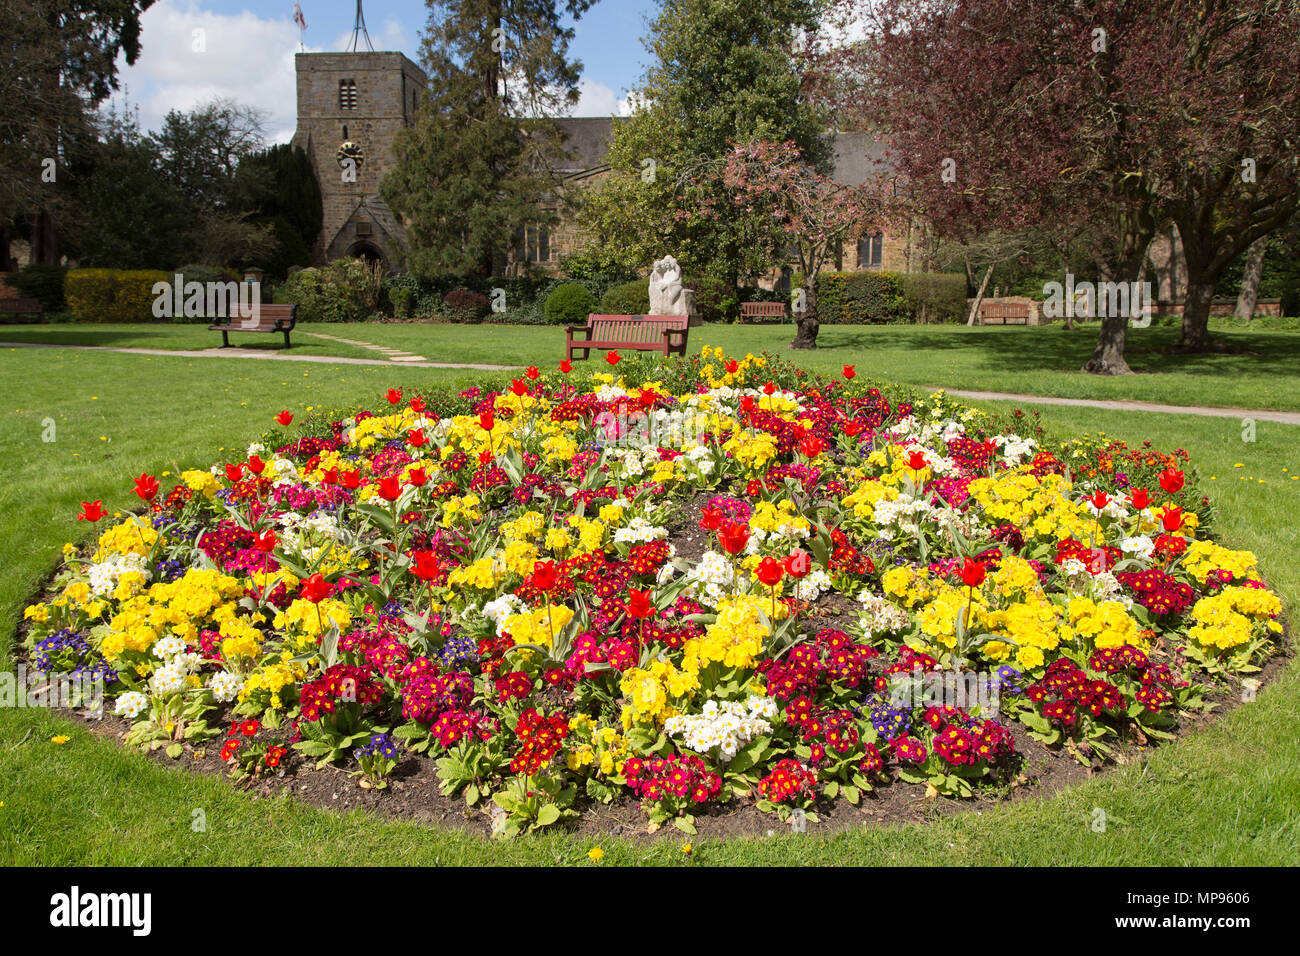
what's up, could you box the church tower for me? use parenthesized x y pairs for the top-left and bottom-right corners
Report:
(291, 48), (427, 271)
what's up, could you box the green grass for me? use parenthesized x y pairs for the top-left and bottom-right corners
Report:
(1, 347), (1298, 865)
(4, 319), (1300, 411)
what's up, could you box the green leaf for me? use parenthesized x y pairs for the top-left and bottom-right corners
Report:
(536, 804), (561, 827)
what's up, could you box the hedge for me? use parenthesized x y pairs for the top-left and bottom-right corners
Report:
(899, 272), (968, 323)
(544, 282), (596, 325)
(65, 269), (171, 323)
(793, 271), (969, 324)
(4, 264), (67, 311)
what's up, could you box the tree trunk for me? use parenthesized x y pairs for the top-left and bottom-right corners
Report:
(966, 263), (993, 326)
(1233, 236), (1267, 320)
(1082, 312), (1132, 374)
(1180, 279), (1216, 350)
(1083, 253), (1146, 375)
(791, 277), (819, 349)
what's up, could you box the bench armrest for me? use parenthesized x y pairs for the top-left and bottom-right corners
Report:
(566, 325), (593, 336)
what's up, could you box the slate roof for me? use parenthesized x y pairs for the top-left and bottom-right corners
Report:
(547, 118), (891, 183)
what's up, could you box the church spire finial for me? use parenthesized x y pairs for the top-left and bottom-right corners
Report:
(347, 0), (374, 52)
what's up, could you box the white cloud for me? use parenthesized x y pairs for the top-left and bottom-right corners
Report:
(108, 0), (314, 143)
(564, 78), (639, 118)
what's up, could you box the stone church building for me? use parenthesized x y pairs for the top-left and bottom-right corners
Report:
(288, 48), (1188, 302)
(289, 48), (909, 280)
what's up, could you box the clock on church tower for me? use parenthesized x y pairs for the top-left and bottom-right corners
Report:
(336, 141), (364, 169)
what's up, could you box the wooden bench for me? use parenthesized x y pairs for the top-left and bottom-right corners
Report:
(0, 296), (43, 318)
(209, 304), (297, 348)
(566, 314), (690, 362)
(979, 301), (1031, 325)
(739, 301), (787, 324)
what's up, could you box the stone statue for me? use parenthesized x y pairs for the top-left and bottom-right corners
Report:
(649, 256), (688, 315)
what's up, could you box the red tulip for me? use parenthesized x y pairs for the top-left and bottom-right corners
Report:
(477, 449), (493, 466)
(960, 557), (986, 589)
(717, 520), (751, 555)
(275, 410), (294, 427)
(408, 428), (426, 448)
(1129, 488), (1151, 509)
(342, 469), (362, 490)
(725, 359), (740, 374)
(410, 550), (440, 582)
(699, 506), (725, 531)
(627, 588), (654, 619)
(224, 463), (244, 483)
(377, 475), (403, 502)
(77, 500), (104, 522)
(525, 366), (541, 380)
(299, 573), (331, 603)
(606, 350), (621, 365)
(558, 359), (572, 374)
(410, 396), (426, 413)
(531, 560), (558, 593)
(799, 434), (825, 458)
(386, 388), (402, 405)
(253, 529), (277, 553)
(133, 474), (159, 501)
(905, 450), (928, 472)
(246, 455), (266, 476)
(1158, 468), (1185, 494)
(479, 409), (494, 432)
(844, 420), (863, 438)
(755, 557), (785, 587)
(407, 466), (428, 487)
(740, 395), (757, 414)
(1161, 506), (1184, 532)
(783, 550), (812, 579)
(510, 379), (528, 396)
(638, 388), (658, 409)
(1088, 491), (1111, 510)
(763, 381), (776, 395)
(842, 364), (856, 379)
(321, 467), (339, 486)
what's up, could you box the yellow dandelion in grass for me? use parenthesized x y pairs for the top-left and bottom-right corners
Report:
(682, 843), (693, 856)
(587, 847), (605, 862)
(51, 735), (70, 745)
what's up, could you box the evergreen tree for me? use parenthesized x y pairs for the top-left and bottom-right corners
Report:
(575, 0), (828, 290)
(381, 0), (595, 278)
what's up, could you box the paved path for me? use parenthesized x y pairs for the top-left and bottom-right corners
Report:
(0, 340), (519, 372)
(927, 387), (1300, 426)
(5, 340), (1297, 424)
(299, 330), (428, 362)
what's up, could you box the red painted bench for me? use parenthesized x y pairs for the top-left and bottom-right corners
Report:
(565, 314), (690, 362)
(739, 301), (787, 324)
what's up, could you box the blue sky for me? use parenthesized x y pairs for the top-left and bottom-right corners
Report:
(111, 0), (658, 141)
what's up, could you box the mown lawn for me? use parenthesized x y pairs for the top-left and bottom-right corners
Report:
(3, 319), (1299, 411)
(0, 347), (1297, 865)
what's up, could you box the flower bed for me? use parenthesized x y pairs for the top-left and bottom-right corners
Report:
(20, 348), (1285, 837)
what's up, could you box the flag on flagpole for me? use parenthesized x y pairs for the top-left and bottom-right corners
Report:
(293, 2), (306, 49)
